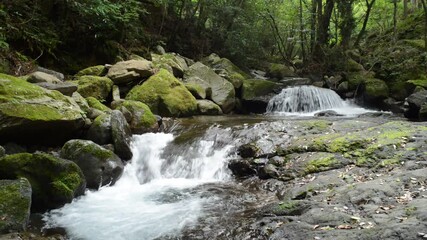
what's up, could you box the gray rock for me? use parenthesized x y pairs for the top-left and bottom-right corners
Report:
(0, 145), (4, 158)
(112, 85), (121, 101)
(184, 62), (235, 113)
(404, 90), (427, 119)
(27, 71), (61, 84)
(36, 66), (64, 81)
(197, 100), (223, 115)
(0, 178), (31, 233)
(154, 45), (166, 55)
(35, 82), (78, 96)
(107, 60), (154, 84)
(111, 110), (133, 160)
(61, 140), (124, 189)
(86, 113), (112, 145)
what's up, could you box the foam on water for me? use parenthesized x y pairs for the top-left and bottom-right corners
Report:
(44, 132), (232, 240)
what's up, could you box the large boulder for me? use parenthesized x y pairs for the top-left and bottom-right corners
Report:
(86, 113), (112, 145)
(75, 65), (107, 77)
(363, 78), (389, 102)
(197, 100), (223, 115)
(0, 74), (85, 145)
(151, 53), (188, 78)
(34, 82), (78, 96)
(111, 110), (133, 160)
(107, 59), (154, 84)
(75, 75), (114, 101)
(27, 71), (61, 84)
(266, 63), (296, 79)
(0, 178), (31, 233)
(0, 153), (86, 211)
(241, 79), (282, 113)
(126, 69), (198, 117)
(404, 90), (427, 120)
(61, 140), (124, 189)
(202, 54), (250, 89)
(113, 100), (158, 134)
(184, 62), (235, 113)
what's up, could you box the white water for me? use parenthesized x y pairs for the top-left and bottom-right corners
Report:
(44, 132), (232, 240)
(266, 85), (375, 116)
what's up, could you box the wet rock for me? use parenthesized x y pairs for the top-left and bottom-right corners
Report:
(259, 164), (279, 179)
(238, 143), (259, 158)
(314, 110), (343, 117)
(86, 113), (112, 145)
(61, 140), (124, 189)
(111, 110), (133, 160)
(197, 100), (223, 115)
(113, 100), (158, 134)
(228, 159), (257, 177)
(0, 152), (85, 211)
(0, 178), (31, 233)
(404, 90), (427, 120)
(241, 79), (282, 113)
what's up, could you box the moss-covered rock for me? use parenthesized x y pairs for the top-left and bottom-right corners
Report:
(113, 100), (158, 133)
(86, 113), (112, 145)
(364, 78), (389, 101)
(345, 59), (365, 72)
(0, 73), (85, 145)
(86, 97), (111, 113)
(0, 178), (31, 233)
(111, 110), (133, 160)
(241, 79), (280, 101)
(197, 100), (223, 115)
(107, 59), (154, 84)
(407, 79), (427, 88)
(266, 63), (296, 79)
(151, 53), (188, 78)
(61, 140), (124, 189)
(184, 62), (235, 113)
(185, 82), (206, 99)
(126, 69), (198, 117)
(202, 54), (250, 89)
(75, 65), (107, 77)
(75, 75), (113, 101)
(0, 153), (86, 211)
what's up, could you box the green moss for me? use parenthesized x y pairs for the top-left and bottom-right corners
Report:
(114, 100), (157, 129)
(268, 63), (295, 78)
(364, 78), (389, 99)
(403, 39), (425, 50)
(0, 102), (63, 120)
(346, 59), (364, 72)
(407, 79), (427, 88)
(297, 120), (331, 131)
(278, 201), (298, 211)
(86, 97), (111, 112)
(0, 178), (31, 231)
(241, 79), (279, 100)
(304, 154), (338, 174)
(185, 83), (206, 99)
(75, 75), (113, 100)
(126, 69), (197, 117)
(75, 65), (107, 77)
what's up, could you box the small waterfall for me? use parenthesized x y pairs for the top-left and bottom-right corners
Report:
(266, 85), (346, 113)
(44, 129), (232, 240)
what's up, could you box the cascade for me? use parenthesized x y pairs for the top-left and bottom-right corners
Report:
(266, 85), (345, 113)
(44, 130), (232, 240)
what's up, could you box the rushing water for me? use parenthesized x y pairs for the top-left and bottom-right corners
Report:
(267, 85), (374, 116)
(44, 131), (233, 240)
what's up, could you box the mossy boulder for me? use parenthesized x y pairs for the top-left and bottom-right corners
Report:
(241, 79), (281, 113)
(113, 100), (158, 133)
(184, 62), (235, 113)
(345, 59), (365, 72)
(363, 78), (389, 102)
(0, 153), (86, 211)
(151, 53), (188, 78)
(75, 75), (113, 101)
(75, 65), (107, 77)
(126, 69), (198, 117)
(266, 63), (296, 79)
(61, 140), (124, 189)
(86, 113), (112, 145)
(197, 100), (223, 115)
(107, 59), (154, 84)
(202, 54), (250, 89)
(185, 82), (206, 99)
(407, 79), (427, 88)
(0, 178), (31, 233)
(86, 97), (111, 113)
(0, 73), (85, 145)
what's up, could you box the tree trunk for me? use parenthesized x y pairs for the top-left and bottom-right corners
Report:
(421, 0), (427, 51)
(299, 0), (306, 61)
(354, 0), (375, 47)
(337, 0), (354, 49)
(393, 0), (398, 43)
(317, 0), (335, 45)
(310, 0), (317, 55)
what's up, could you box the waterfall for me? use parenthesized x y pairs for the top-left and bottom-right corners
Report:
(44, 130), (232, 240)
(267, 85), (345, 113)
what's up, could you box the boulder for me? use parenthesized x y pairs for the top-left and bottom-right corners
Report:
(126, 69), (198, 117)
(111, 110), (133, 160)
(107, 59), (154, 84)
(0, 74), (85, 145)
(86, 113), (112, 145)
(185, 82), (206, 99)
(345, 59), (365, 72)
(0, 153), (86, 211)
(197, 100), (223, 115)
(86, 97), (111, 113)
(75, 65), (107, 77)
(75, 75), (114, 101)
(34, 82), (78, 96)
(241, 79), (282, 113)
(151, 53), (188, 78)
(72, 92), (90, 113)
(27, 71), (61, 84)
(61, 140), (124, 189)
(113, 100), (158, 134)
(420, 103), (427, 121)
(0, 178), (31, 233)
(404, 90), (427, 119)
(363, 78), (389, 102)
(184, 62), (235, 113)
(202, 54), (250, 89)
(266, 63), (296, 79)
(0, 145), (5, 158)
(36, 66), (64, 81)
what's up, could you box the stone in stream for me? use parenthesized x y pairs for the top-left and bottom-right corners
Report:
(75, 75), (114, 101)
(86, 113), (112, 145)
(0, 152), (86, 211)
(61, 140), (124, 189)
(113, 100), (158, 134)
(0, 178), (31, 233)
(240, 78), (282, 113)
(404, 89), (427, 120)
(197, 100), (223, 115)
(111, 110), (133, 160)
